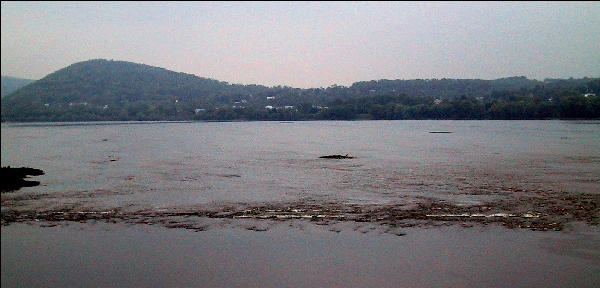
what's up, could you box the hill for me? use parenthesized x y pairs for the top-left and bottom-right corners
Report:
(1, 59), (598, 121)
(1, 76), (35, 97)
(1, 59), (271, 121)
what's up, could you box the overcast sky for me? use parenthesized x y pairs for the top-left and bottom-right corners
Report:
(1, 1), (599, 88)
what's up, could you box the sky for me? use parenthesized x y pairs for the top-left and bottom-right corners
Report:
(1, 1), (599, 88)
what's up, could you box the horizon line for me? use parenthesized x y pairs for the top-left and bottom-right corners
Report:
(2, 58), (599, 89)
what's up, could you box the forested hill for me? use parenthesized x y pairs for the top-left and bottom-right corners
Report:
(1, 59), (271, 121)
(1, 59), (598, 121)
(1, 76), (35, 97)
(346, 76), (538, 98)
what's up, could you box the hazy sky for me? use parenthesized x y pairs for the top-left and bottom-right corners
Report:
(1, 1), (599, 88)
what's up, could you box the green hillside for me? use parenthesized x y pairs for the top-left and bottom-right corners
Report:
(1, 59), (270, 121)
(1, 59), (598, 121)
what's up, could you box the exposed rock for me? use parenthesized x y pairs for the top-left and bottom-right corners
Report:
(319, 154), (355, 159)
(1, 167), (44, 192)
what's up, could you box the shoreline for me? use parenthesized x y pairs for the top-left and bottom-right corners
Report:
(2, 118), (600, 124)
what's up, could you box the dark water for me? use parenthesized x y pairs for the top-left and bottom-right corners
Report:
(2, 120), (600, 287)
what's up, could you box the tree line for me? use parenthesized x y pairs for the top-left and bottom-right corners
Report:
(2, 59), (598, 121)
(3, 80), (599, 122)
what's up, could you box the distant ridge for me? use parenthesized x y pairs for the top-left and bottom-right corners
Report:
(1, 76), (35, 97)
(1, 59), (598, 121)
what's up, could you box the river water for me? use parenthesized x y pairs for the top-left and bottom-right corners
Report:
(2, 120), (598, 208)
(2, 120), (599, 287)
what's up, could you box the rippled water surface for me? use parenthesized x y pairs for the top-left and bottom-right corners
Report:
(2, 120), (599, 210)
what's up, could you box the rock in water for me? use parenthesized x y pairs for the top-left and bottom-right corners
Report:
(319, 154), (354, 159)
(1, 166), (45, 192)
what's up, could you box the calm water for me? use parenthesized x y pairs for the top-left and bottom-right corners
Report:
(2, 222), (599, 288)
(1, 120), (599, 210)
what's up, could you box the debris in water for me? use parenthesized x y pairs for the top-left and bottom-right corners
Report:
(319, 154), (355, 159)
